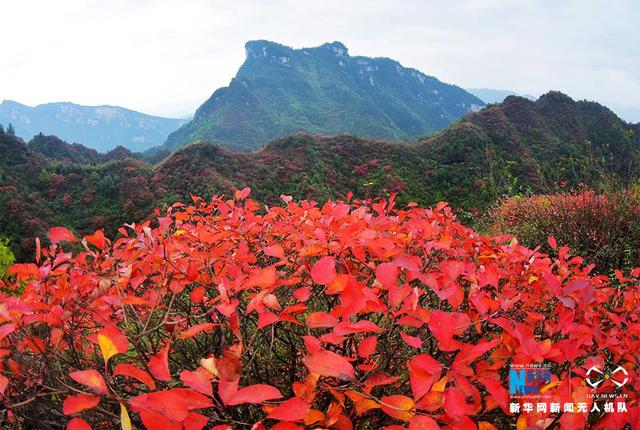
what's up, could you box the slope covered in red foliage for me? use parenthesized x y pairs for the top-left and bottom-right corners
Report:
(1, 191), (639, 429)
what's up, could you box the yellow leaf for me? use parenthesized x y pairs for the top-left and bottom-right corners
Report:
(200, 356), (219, 378)
(98, 334), (118, 364)
(120, 403), (132, 430)
(432, 375), (448, 392)
(174, 229), (187, 236)
(540, 380), (561, 393)
(517, 414), (527, 430)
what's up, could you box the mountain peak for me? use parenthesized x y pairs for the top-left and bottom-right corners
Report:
(165, 40), (483, 151)
(538, 90), (575, 104)
(321, 41), (348, 56)
(244, 40), (291, 59)
(244, 40), (350, 60)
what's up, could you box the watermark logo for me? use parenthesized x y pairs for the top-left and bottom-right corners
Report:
(509, 365), (551, 396)
(585, 365), (628, 389)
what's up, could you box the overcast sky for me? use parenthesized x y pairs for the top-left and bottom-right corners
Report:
(1, 0), (638, 121)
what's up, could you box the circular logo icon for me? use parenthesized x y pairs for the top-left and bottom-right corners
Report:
(586, 366), (628, 388)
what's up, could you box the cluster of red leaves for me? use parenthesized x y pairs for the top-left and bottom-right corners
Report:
(490, 188), (640, 273)
(491, 189), (640, 231)
(1, 190), (640, 429)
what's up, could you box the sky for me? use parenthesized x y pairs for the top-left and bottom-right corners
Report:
(1, 0), (638, 121)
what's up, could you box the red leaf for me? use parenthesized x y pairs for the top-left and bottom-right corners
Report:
(303, 349), (355, 381)
(114, 363), (156, 389)
(131, 393), (189, 423)
(306, 311), (338, 328)
(267, 397), (310, 422)
(293, 286), (311, 302)
(408, 354), (442, 401)
(186, 261), (199, 282)
(218, 377), (239, 405)
(130, 389), (213, 422)
(0, 374), (8, 396)
(246, 266), (278, 289)
(179, 323), (218, 340)
(190, 285), (206, 303)
(0, 323), (16, 342)
(480, 377), (509, 413)
(148, 343), (171, 381)
(443, 387), (476, 419)
(226, 384), (283, 406)
(311, 256), (337, 285)
(184, 412), (209, 430)
(401, 332), (423, 349)
(69, 370), (109, 395)
(358, 336), (377, 358)
(138, 409), (182, 430)
(334, 320), (382, 335)
(63, 393), (100, 415)
(48, 226), (77, 244)
(257, 312), (279, 329)
(7, 264), (38, 279)
(67, 417), (92, 430)
(180, 368), (213, 396)
(264, 244), (285, 259)
(35, 236), (41, 263)
(235, 187), (251, 200)
(558, 412), (587, 429)
(85, 229), (106, 249)
(380, 395), (415, 421)
(408, 415), (440, 430)
(427, 310), (470, 352)
(376, 262), (398, 288)
(547, 236), (558, 250)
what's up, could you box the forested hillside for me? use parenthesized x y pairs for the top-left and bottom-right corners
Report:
(1, 92), (638, 261)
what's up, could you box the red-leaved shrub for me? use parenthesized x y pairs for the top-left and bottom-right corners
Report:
(1, 190), (639, 429)
(490, 189), (640, 274)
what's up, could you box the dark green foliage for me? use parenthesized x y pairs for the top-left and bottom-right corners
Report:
(162, 40), (485, 151)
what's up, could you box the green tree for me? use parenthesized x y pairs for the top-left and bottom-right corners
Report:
(0, 237), (15, 278)
(6, 123), (16, 136)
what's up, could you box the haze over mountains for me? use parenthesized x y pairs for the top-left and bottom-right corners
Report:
(0, 100), (184, 152)
(163, 40), (485, 151)
(466, 88), (537, 105)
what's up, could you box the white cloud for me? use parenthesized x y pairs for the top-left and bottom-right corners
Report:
(0, 0), (638, 121)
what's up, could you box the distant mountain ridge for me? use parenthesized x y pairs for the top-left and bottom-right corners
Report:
(163, 40), (485, 151)
(0, 100), (184, 152)
(467, 88), (537, 104)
